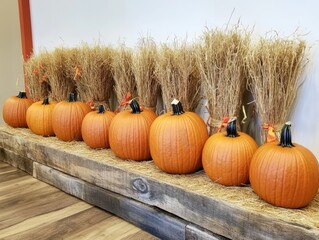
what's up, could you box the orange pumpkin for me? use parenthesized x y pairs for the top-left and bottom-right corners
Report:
(52, 93), (91, 141)
(150, 99), (208, 174)
(202, 117), (258, 186)
(250, 122), (319, 208)
(109, 99), (156, 161)
(2, 91), (33, 128)
(26, 98), (57, 136)
(81, 105), (115, 149)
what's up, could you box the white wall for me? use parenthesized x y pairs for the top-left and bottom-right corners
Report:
(0, 0), (25, 125)
(30, 0), (319, 157)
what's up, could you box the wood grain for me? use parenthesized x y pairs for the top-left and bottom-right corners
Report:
(0, 162), (157, 240)
(1, 126), (318, 240)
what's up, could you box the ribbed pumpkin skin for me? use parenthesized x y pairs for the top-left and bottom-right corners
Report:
(109, 109), (156, 161)
(82, 110), (115, 149)
(52, 101), (91, 141)
(250, 143), (319, 208)
(26, 100), (57, 136)
(150, 112), (209, 174)
(202, 132), (258, 186)
(3, 95), (33, 128)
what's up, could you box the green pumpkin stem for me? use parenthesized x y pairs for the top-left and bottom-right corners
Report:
(17, 91), (27, 99)
(130, 99), (141, 114)
(42, 98), (49, 105)
(98, 105), (105, 114)
(171, 99), (184, 115)
(68, 93), (77, 102)
(226, 117), (239, 138)
(279, 122), (295, 147)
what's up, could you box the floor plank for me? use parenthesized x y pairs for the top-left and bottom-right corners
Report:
(0, 162), (158, 240)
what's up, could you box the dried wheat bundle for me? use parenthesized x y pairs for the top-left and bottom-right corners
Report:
(43, 48), (76, 101)
(196, 27), (250, 134)
(247, 36), (307, 143)
(132, 37), (159, 111)
(69, 44), (114, 109)
(111, 44), (136, 108)
(155, 40), (201, 112)
(24, 53), (50, 101)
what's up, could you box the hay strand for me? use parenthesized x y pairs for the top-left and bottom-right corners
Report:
(24, 53), (50, 101)
(132, 37), (160, 110)
(155, 40), (201, 112)
(111, 44), (136, 106)
(69, 44), (114, 109)
(42, 48), (76, 101)
(247, 36), (307, 143)
(196, 27), (250, 134)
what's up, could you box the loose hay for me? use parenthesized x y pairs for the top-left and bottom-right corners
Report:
(3, 126), (318, 229)
(155, 40), (201, 112)
(247, 35), (307, 143)
(196, 26), (251, 134)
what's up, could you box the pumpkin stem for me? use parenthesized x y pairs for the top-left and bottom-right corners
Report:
(68, 93), (77, 102)
(171, 98), (184, 115)
(17, 91), (27, 99)
(98, 105), (105, 114)
(226, 117), (239, 138)
(279, 121), (295, 147)
(129, 99), (141, 114)
(42, 98), (49, 105)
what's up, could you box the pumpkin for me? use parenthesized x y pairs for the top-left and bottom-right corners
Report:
(109, 99), (156, 161)
(202, 117), (258, 186)
(81, 105), (115, 149)
(150, 99), (208, 174)
(52, 93), (91, 141)
(250, 122), (319, 208)
(2, 91), (33, 128)
(26, 98), (57, 136)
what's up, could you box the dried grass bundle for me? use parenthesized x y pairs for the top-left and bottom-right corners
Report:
(155, 41), (201, 112)
(247, 36), (307, 143)
(111, 44), (136, 106)
(70, 44), (114, 109)
(196, 27), (250, 134)
(24, 53), (50, 101)
(132, 38), (159, 110)
(42, 48), (76, 101)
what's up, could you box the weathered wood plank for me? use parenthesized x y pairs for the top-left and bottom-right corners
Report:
(0, 148), (33, 175)
(185, 224), (229, 240)
(1, 127), (319, 240)
(33, 162), (187, 240)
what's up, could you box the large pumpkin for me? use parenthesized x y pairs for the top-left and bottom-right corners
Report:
(2, 91), (33, 128)
(26, 98), (57, 136)
(82, 105), (115, 149)
(109, 99), (156, 161)
(150, 99), (208, 174)
(202, 117), (258, 186)
(250, 122), (319, 208)
(52, 93), (91, 141)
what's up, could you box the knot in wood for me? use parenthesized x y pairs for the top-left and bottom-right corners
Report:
(131, 178), (149, 194)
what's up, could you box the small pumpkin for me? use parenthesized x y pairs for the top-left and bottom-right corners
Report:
(202, 117), (258, 186)
(250, 122), (319, 208)
(26, 98), (57, 136)
(52, 93), (91, 141)
(150, 99), (208, 174)
(109, 99), (156, 161)
(81, 105), (115, 149)
(2, 91), (33, 128)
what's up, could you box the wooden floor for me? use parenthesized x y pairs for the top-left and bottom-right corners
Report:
(0, 161), (158, 240)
